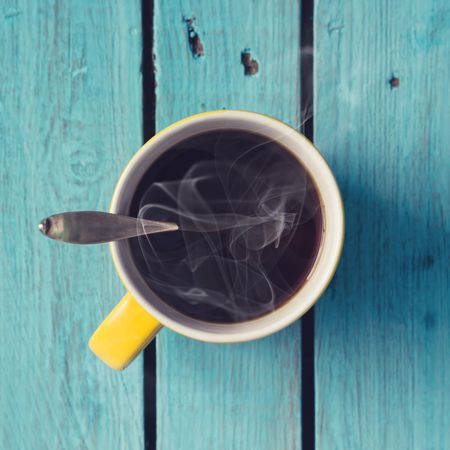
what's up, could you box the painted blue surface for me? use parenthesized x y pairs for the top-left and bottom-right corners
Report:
(1, 0), (449, 449)
(0, 1), (144, 449)
(314, 0), (450, 448)
(153, 1), (303, 449)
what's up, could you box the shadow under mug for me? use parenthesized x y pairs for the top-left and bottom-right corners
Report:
(89, 110), (344, 370)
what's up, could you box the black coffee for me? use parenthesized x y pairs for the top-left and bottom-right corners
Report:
(129, 129), (322, 323)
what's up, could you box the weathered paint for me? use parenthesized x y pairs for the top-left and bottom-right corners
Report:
(153, 1), (303, 449)
(0, 2), (144, 449)
(314, 0), (450, 448)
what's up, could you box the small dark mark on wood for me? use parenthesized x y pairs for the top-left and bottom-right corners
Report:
(422, 255), (435, 269)
(241, 52), (252, 66)
(241, 49), (259, 76)
(183, 16), (204, 58)
(191, 36), (204, 57)
(423, 311), (436, 330)
(389, 75), (400, 88)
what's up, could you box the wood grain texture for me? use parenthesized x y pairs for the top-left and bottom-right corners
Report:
(0, 2), (144, 449)
(314, 0), (450, 449)
(153, 1), (302, 449)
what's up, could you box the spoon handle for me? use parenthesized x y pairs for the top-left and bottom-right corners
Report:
(39, 211), (179, 244)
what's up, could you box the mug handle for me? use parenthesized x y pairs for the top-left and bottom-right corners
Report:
(89, 292), (162, 370)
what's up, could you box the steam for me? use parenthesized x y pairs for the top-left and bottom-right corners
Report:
(300, 45), (314, 133)
(136, 132), (319, 322)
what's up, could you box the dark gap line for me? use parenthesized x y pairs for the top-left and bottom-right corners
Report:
(300, 0), (315, 448)
(143, 342), (157, 450)
(300, 0), (314, 141)
(301, 309), (315, 450)
(142, 0), (156, 143)
(142, 0), (157, 449)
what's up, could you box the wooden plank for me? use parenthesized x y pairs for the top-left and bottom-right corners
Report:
(314, 0), (450, 448)
(0, 2), (144, 449)
(153, 1), (302, 449)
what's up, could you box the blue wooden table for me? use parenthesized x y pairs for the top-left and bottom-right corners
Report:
(1, 1), (449, 449)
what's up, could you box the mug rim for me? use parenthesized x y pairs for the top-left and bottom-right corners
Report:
(110, 110), (344, 343)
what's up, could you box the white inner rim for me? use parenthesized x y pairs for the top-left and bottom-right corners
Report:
(110, 111), (344, 343)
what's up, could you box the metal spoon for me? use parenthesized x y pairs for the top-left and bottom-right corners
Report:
(38, 211), (179, 244)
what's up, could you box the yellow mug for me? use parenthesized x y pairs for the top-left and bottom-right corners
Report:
(89, 110), (344, 370)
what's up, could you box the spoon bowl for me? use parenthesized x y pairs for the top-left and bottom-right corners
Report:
(39, 211), (179, 244)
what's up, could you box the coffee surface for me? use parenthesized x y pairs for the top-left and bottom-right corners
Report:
(129, 129), (323, 323)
